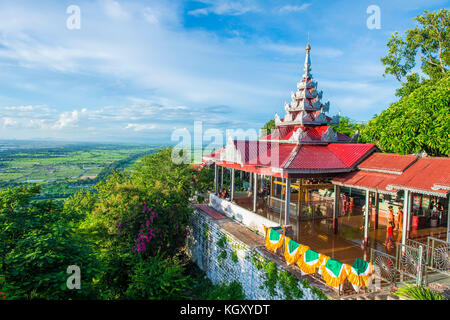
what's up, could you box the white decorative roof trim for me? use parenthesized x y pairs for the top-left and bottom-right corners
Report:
(289, 128), (310, 143)
(311, 100), (322, 109)
(329, 115), (340, 125)
(387, 185), (448, 198)
(284, 112), (293, 122)
(220, 136), (243, 166)
(275, 113), (281, 126)
(297, 80), (317, 90)
(314, 112), (328, 123)
(321, 101), (330, 113)
(431, 184), (450, 191)
(321, 127), (338, 142)
(317, 90), (323, 100)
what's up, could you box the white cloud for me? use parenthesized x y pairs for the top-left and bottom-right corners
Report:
(102, 0), (130, 20)
(188, 1), (259, 16)
(279, 4), (311, 13)
(53, 109), (86, 129)
(125, 123), (157, 131)
(2, 117), (17, 127)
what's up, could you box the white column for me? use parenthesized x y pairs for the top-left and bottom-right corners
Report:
(284, 178), (291, 225)
(364, 190), (370, 246)
(253, 172), (258, 212)
(402, 190), (410, 247)
(231, 168), (235, 201)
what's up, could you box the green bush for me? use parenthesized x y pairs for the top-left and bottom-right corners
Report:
(125, 253), (191, 300)
(394, 284), (447, 300)
(202, 281), (245, 300)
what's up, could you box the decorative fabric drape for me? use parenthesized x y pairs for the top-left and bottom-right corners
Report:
(284, 237), (309, 265)
(263, 225), (285, 253)
(347, 258), (374, 291)
(296, 249), (325, 274)
(320, 257), (351, 288)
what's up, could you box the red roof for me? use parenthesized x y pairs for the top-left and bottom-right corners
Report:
(387, 157), (450, 196)
(204, 140), (376, 175)
(327, 143), (376, 167)
(358, 153), (418, 173)
(332, 170), (399, 194)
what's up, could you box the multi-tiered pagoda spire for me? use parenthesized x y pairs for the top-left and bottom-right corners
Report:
(267, 43), (342, 144)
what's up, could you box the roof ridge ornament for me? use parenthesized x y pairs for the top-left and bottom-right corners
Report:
(302, 43), (312, 79)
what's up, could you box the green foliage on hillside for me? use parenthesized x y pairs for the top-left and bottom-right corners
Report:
(359, 73), (450, 156)
(0, 147), (218, 300)
(0, 186), (100, 299)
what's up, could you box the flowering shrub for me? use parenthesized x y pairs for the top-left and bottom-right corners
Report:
(132, 203), (158, 254)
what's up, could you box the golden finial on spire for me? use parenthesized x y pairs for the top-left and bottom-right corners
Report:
(306, 32), (311, 52)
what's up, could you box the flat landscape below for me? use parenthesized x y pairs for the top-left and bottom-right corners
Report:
(0, 140), (160, 200)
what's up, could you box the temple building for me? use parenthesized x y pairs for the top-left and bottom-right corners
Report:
(201, 44), (449, 287)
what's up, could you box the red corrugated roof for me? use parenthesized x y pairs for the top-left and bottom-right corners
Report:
(287, 143), (376, 170)
(358, 153), (418, 173)
(332, 170), (399, 194)
(204, 140), (376, 174)
(327, 143), (376, 167)
(287, 145), (347, 169)
(388, 157), (450, 196)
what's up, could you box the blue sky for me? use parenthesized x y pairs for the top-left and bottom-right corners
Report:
(0, 0), (447, 143)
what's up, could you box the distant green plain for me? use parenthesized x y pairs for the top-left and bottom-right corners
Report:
(0, 141), (159, 200)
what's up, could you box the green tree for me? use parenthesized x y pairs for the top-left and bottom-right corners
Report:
(359, 74), (450, 156)
(381, 9), (449, 97)
(0, 186), (100, 299)
(260, 119), (276, 137)
(75, 147), (200, 299)
(330, 116), (363, 138)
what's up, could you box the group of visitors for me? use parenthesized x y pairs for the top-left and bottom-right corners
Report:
(384, 206), (404, 250)
(218, 189), (230, 200)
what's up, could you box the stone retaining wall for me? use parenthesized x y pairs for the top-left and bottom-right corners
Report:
(185, 207), (332, 300)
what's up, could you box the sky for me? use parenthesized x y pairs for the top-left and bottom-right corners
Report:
(0, 0), (447, 144)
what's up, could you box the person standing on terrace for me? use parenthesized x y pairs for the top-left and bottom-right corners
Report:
(385, 221), (395, 250)
(396, 207), (403, 242)
(387, 206), (395, 227)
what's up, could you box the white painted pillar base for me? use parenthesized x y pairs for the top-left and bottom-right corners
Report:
(363, 190), (370, 246)
(253, 172), (257, 212)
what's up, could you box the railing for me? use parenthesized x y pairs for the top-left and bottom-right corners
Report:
(267, 196), (334, 221)
(396, 242), (426, 286)
(266, 196), (297, 217)
(370, 248), (398, 286)
(297, 200), (334, 221)
(426, 237), (450, 277)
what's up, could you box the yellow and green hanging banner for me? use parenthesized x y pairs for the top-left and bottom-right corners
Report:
(284, 237), (309, 265)
(263, 225), (285, 253)
(320, 257), (351, 288)
(347, 258), (374, 288)
(296, 249), (325, 274)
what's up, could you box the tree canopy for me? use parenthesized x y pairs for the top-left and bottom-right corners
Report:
(359, 73), (450, 156)
(381, 9), (449, 98)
